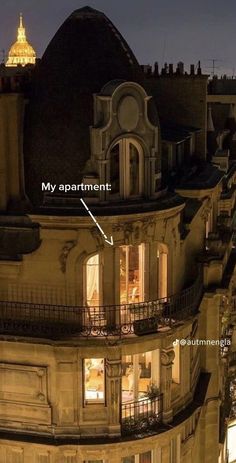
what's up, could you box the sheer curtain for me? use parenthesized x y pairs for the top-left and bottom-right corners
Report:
(140, 452), (152, 463)
(86, 254), (99, 305)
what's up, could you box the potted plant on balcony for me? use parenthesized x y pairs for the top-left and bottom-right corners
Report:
(146, 383), (160, 399)
(133, 312), (158, 336)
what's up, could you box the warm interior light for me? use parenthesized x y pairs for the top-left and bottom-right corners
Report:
(84, 358), (105, 403)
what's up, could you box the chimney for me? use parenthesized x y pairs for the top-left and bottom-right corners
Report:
(169, 63), (173, 75)
(190, 64), (195, 75)
(197, 61), (202, 75)
(147, 65), (152, 77)
(162, 63), (168, 75)
(154, 62), (159, 76)
(177, 61), (184, 75)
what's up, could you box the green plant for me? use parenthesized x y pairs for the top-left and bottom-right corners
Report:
(146, 383), (160, 399)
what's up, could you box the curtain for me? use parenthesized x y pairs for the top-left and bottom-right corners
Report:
(86, 254), (99, 305)
(140, 452), (152, 463)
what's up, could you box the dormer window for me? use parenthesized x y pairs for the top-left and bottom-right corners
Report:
(109, 139), (144, 199)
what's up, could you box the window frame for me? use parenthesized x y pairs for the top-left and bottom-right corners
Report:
(83, 358), (106, 406)
(83, 252), (103, 307)
(109, 138), (144, 199)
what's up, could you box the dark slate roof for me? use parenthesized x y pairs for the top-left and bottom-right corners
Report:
(176, 163), (224, 190)
(161, 124), (201, 143)
(23, 6), (144, 207)
(183, 198), (202, 224)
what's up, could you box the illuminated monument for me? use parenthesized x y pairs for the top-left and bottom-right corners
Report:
(0, 6), (235, 463)
(6, 14), (36, 67)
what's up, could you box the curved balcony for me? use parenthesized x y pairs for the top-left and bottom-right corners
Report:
(121, 394), (163, 435)
(0, 271), (203, 339)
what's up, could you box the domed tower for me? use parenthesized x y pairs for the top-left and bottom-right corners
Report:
(24, 6), (161, 207)
(6, 14), (36, 67)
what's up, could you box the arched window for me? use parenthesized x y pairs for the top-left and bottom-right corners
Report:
(109, 139), (143, 199)
(120, 244), (145, 304)
(157, 244), (168, 299)
(85, 254), (100, 306)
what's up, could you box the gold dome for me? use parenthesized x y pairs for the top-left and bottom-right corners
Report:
(6, 14), (36, 67)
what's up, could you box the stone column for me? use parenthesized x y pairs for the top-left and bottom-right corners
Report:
(180, 337), (191, 399)
(106, 357), (122, 436)
(161, 444), (171, 463)
(152, 349), (160, 388)
(160, 347), (175, 423)
(62, 452), (77, 463)
(103, 245), (116, 328)
(148, 241), (158, 301)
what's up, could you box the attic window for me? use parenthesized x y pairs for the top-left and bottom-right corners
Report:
(109, 139), (143, 199)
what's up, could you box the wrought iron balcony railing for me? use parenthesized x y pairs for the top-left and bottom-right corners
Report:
(0, 271), (203, 339)
(121, 394), (163, 435)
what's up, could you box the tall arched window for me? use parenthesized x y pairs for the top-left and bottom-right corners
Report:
(85, 254), (100, 306)
(109, 139), (143, 199)
(157, 244), (168, 299)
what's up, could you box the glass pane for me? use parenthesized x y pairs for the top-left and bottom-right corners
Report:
(110, 143), (120, 195)
(138, 352), (152, 397)
(129, 245), (141, 302)
(158, 250), (168, 299)
(122, 457), (135, 463)
(86, 254), (99, 306)
(140, 452), (152, 463)
(122, 354), (134, 402)
(84, 358), (104, 403)
(122, 352), (152, 402)
(129, 143), (139, 196)
(119, 245), (144, 304)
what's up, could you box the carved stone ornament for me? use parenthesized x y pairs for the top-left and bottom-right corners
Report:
(59, 241), (76, 273)
(113, 218), (156, 245)
(200, 198), (212, 222)
(161, 349), (175, 366)
(106, 359), (122, 378)
(91, 227), (104, 249)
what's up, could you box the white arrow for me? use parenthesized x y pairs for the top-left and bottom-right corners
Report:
(80, 198), (113, 246)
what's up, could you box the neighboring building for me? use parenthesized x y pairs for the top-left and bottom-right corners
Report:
(208, 76), (236, 463)
(0, 7), (235, 463)
(6, 14), (36, 67)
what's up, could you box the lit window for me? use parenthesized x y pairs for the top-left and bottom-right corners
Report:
(157, 245), (168, 299)
(122, 352), (152, 402)
(228, 421), (236, 462)
(85, 254), (100, 306)
(140, 452), (152, 463)
(84, 358), (105, 404)
(109, 139), (143, 199)
(84, 461), (104, 463)
(122, 452), (152, 463)
(84, 461), (103, 463)
(172, 344), (180, 384)
(120, 245), (145, 304)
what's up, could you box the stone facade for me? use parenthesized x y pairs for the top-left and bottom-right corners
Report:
(0, 7), (235, 463)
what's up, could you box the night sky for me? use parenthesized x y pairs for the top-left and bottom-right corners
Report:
(0, 0), (235, 76)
